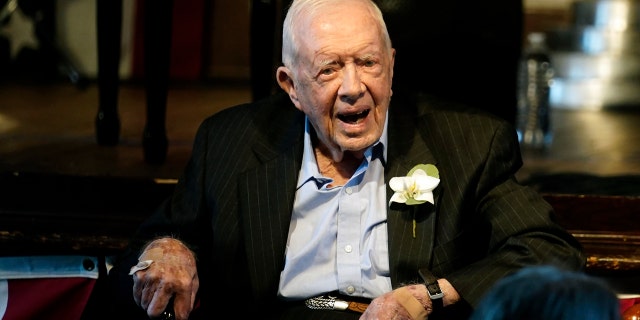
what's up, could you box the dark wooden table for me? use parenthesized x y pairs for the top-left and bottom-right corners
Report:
(518, 107), (640, 195)
(0, 172), (176, 256)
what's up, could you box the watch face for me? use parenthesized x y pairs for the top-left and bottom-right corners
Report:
(427, 283), (444, 299)
(419, 268), (444, 299)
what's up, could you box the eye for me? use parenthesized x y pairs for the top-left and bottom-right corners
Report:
(320, 68), (334, 76)
(363, 60), (376, 67)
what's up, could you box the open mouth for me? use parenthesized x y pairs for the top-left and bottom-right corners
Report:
(337, 109), (370, 124)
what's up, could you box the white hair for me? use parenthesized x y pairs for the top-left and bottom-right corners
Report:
(281, 0), (392, 69)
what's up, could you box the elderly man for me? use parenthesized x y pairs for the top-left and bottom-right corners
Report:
(109, 0), (585, 319)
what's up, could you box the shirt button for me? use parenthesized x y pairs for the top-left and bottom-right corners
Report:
(346, 286), (355, 294)
(344, 245), (352, 253)
(345, 187), (353, 194)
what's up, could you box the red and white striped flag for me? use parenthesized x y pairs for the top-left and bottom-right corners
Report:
(0, 256), (99, 320)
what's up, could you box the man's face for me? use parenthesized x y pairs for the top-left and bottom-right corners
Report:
(278, 2), (395, 158)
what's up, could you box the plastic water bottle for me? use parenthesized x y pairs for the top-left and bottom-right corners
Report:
(516, 32), (554, 152)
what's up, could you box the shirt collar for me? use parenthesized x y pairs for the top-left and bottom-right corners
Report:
(296, 113), (388, 189)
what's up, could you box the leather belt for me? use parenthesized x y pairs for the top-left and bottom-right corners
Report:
(304, 295), (370, 313)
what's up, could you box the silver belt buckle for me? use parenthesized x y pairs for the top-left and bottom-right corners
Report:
(304, 295), (349, 311)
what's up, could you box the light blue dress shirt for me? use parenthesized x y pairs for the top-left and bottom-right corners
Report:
(278, 116), (392, 299)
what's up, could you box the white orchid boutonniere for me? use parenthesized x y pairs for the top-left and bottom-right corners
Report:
(389, 164), (440, 206)
(389, 164), (440, 238)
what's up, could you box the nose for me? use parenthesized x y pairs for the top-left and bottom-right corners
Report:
(338, 64), (364, 102)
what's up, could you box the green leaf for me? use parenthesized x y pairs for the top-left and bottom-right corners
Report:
(424, 164), (439, 178)
(408, 164), (439, 178)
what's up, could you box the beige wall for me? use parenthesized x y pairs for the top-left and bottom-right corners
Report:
(56, 0), (137, 79)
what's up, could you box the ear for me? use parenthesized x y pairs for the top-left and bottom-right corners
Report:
(276, 66), (300, 106)
(390, 48), (396, 79)
(390, 48), (396, 97)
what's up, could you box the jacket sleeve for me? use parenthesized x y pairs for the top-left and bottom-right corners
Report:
(429, 116), (586, 308)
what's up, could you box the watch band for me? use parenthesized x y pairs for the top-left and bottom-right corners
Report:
(418, 268), (444, 311)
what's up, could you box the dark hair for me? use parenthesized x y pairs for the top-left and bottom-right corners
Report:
(470, 265), (620, 320)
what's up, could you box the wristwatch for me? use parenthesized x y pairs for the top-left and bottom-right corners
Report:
(418, 268), (443, 311)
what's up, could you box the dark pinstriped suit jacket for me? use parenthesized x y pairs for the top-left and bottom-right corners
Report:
(114, 91), (585, 319)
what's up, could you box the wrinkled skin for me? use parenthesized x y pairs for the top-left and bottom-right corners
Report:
(131, 238), (199, 320)
(276, 0), (394, 182)
(361, 285), (427, 320)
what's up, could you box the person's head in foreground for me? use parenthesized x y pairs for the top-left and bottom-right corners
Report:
(470, 265), (621, 320)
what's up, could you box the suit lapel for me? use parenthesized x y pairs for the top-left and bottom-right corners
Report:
(385, 101), (440, 286)
(239, 150), (301, 298)
(238, 97), (305, 298)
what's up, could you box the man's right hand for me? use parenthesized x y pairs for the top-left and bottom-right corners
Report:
(131, 237), (199, 320)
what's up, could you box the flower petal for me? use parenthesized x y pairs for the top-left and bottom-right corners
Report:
(415, 176), (440, 191)
(414, 191), (435, 204)
(389, 176), (410, 192)
(390, 192), (407, 204)
(410, 169), (428, 177)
